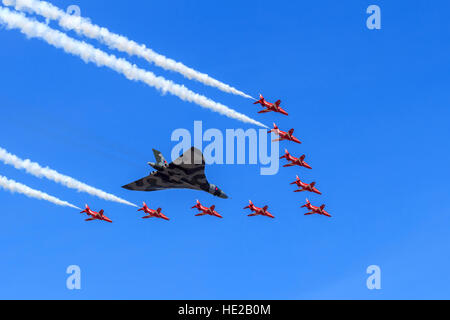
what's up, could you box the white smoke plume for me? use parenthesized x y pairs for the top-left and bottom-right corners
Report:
(0, 175), (81, 210)
(0, 7), (266, 128)
(3, 0), (254, 99)
(0, 146), (138, 208)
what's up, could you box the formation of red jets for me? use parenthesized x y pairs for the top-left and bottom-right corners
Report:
(256, 94), (332, 219)
(80, 93), (332, 223)
(80, 200), (279, 223)
(80, 200), (280, 222)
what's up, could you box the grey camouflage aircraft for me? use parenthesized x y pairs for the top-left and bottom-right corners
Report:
(122, 147), (229, 199)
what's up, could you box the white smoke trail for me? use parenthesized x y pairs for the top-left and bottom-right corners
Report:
(0, 7), (266, 128)
(3, 0), (254, 99)
(0, 175), (81, 210)
(0, 146), (138, 208)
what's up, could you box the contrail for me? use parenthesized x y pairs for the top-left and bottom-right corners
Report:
(0, 146), (138, 208)
(0, 7), (266, 128)
(0, 175), (81, 210)
(3, 0), (254, 99)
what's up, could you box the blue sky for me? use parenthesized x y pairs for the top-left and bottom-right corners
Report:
(0, 0), (449, 299)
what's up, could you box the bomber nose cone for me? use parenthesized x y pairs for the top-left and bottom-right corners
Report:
(220, 192), (229, 199)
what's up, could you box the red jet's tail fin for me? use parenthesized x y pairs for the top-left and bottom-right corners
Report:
(80, 204), (89, 214)
(275, 100), (281, 107)
(98, 209), (104, 216)
(288, 128), (295, 136)
(263, 205), (269, 212)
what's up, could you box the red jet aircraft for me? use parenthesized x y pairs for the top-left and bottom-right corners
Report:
(244, 200), (275, 219)
(301, 199), (331, 218)
(138, 202), (170, 221)
(291, 176), (322, 195)
(192, 200), (223, 219)
(80, 205), (112, 223)
(281, 150), (312, 169)
(268, 124), (301, 144)
(253, 94), (289, 116)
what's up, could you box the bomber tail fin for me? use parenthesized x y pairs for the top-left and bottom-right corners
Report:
(152, 149), (168, 167)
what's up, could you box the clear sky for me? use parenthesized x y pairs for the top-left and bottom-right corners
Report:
(0, 0), (449, 299)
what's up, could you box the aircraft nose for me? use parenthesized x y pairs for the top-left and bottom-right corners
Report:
(220, 191), (229, 199)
